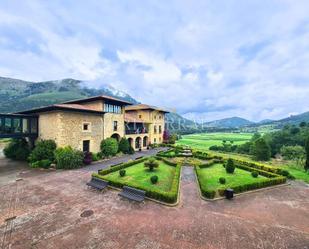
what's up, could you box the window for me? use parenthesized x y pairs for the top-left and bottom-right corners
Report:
(83, 122), (90, 131)
(154, 125), (157, 133)
(104, 103), (122, 114)
(139, 114), (142, 119)
(113, 121), (118, 131)
(154, 138), (157, 143)
(159, 125), (162, 134)
(83, 140), (90, 152)
(159, 137), (161, 142)
(154, 115), (157, 120)
(159, 115), (162, 119)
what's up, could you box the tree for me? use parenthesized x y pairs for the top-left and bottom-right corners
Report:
(144, 158), (159, 171)
(299, 122), (307, 128)
(168, 134), (177, 144)
(225, 159), (235, 173)
(305, 137), (309, 171)
(280, 145), (305, 164)
(252, 138), (271, 161)
(118, 137), (130, 154)
(100, 138), (118, 157)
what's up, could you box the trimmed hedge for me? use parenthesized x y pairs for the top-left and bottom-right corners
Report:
(94, 157), (181, 203)
(217, 176), (286, 196)
(195, 159), (287, 199)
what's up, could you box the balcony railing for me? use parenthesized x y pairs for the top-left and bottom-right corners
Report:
(125, 129), (148, 135)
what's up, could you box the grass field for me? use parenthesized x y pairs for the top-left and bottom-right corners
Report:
(178, 132), (309, 184)
(177, 132), (252, 150)
(101, 161), (176, 192)
(196, 163), (268, 194)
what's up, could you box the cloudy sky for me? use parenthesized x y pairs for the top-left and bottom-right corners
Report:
(0, 0), (309, 122)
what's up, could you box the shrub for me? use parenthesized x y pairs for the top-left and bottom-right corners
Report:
(30, 159), (51, 169)
(144, 158), (159, 171)
(280, 170), (290, 177)
(118, 138), (130, 154)
(30, 161), (40, 168)
(100, 138), (118, 157)
(4, 139), (31, 161)
(28, 140), (57, 163)
(54, 146), (83, 169)
(251, 171), (259, 178)
(119, 169), (126, 177)
(83, 152), (92, 165)
(219, 177), (226, 184)
(225, 159), (235, 174)
(203, 189), (216, 199)
(128, 145), (135, 155)
(92, 153), (99, 162)
(151, 175), (158, 184)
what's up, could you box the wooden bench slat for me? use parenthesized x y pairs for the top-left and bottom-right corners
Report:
(86, 177), (108, 190)
(118, 186), (145, 202)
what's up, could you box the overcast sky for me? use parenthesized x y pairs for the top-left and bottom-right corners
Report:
(0, 0), (309, 122)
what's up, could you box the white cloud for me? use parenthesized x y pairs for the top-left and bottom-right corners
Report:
(0, 0), (308, 121)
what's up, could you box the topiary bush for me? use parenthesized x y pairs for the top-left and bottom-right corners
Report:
(225, 158), (235, 174)
(118, 138), (130, 154)
(150, 175), (158, 184)
(251, 171), (259, 178)
(219, 177), (226, 184)
(100, 138), (118, 157)
(54, 146), (83, 169)
(4, 139), (31, 161)
(28, 140), (57, 163)
(119, 169), (126, 177)
(144, 158), (159, 171)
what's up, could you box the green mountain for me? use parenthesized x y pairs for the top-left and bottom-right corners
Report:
(203, 117), (253, 128)
(270, 111), (309, 127)
(0, 77), (137, 113)
(0, 76), (191, 133)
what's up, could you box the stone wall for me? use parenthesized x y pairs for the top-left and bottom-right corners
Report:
(38, 110), (104, 153)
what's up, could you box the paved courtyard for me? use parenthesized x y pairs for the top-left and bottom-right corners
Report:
(0, 152), (309, 249)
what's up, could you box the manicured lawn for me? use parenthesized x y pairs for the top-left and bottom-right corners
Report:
(196, 163), (268, 193)
(101, 161), (176, 192)
(177, 132), (252, 150)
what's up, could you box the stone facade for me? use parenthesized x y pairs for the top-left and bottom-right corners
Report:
(31, 97), (167, 153)
(38, 110), (104, 153)
(125, 109), (166, 150)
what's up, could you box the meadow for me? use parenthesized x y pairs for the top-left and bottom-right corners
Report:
(177, 132), (309, 183)
(176, 132), (252, 150)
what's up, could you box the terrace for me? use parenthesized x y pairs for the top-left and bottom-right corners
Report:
(0, 113), (38, 139)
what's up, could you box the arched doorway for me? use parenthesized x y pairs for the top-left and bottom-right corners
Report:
(143, 136), (148, 147)
(135, 137), (141, 149)
(111, 133), (120, 142)
(127, 137), (133, 148)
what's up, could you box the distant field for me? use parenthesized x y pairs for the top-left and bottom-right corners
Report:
(177, 132), (252, 150)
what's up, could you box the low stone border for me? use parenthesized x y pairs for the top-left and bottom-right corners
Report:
(194, 168), (291, 201)
(103, 166), (182, 207)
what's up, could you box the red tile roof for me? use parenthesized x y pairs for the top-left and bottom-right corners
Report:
(125, 104), (169, 113)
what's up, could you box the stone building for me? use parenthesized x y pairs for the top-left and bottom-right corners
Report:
(8, 95), (168, 153)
